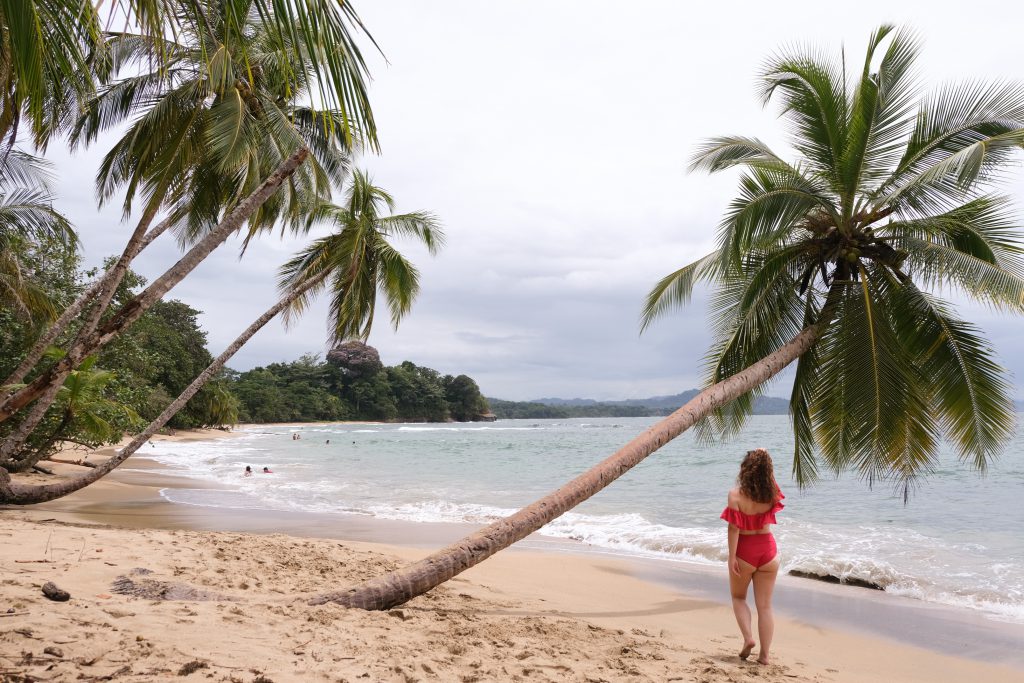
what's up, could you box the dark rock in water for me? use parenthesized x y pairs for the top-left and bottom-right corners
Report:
(326, 341), (383, 378)
(788, 569), (884, 591)
(41, 581), (70, 601)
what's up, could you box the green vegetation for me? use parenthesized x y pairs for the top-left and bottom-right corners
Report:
(229, 352), (490, 424)
(0, 243), (238, 468)
(487, 399), (649, 420)
(0, 233), (488, 471)
(487, 392), (790, 419)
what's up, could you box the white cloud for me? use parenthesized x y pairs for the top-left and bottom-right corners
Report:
(46, 0), (1024, 401)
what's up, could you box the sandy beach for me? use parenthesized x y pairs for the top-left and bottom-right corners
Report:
(2, 429), (1023, 682)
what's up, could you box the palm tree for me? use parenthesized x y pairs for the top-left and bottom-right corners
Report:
(1, 0), (375, 392)
(278, 169), (445, 344)
(0, 0), (378, 454)
(0, 173), (442, 502)
(0, 151), (76, 321)
(7, 356), (140, 471)
(4, 0), (355, 383)
(309, 26), (1024, 611)
(0, 147), (310, 457)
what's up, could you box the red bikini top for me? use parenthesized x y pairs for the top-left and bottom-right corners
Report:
(720, 491), (785, 530)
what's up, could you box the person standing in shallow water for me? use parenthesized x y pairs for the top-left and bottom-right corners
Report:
(721, 448), (785, 665)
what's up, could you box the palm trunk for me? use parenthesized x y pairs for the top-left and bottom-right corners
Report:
(0, 147), (310, 425)
(0, 380), (62, 468)
(0, 207), (174, 449)
(0, 274), (323, 505)
(311, 322), (823, 610)
(2, 215), (174, 391)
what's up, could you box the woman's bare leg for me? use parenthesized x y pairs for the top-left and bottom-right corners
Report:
(751, 557), (780, 664)
(729, 559), (757, 658)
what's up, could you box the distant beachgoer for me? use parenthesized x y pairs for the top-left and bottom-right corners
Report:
(326, 439), (330, 445)
(244, 466), (252, 477)
(262, 467), (273, 473)
(721, 448), (784, 665)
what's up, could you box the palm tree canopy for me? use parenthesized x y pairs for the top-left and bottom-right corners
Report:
(0, 151), (76, 320)
(642, 25), (1024, 499)
(278, 169), (444, 343)
(117, 0), (379, 149)
(70, 0), (364, 243)
(0, 0), (102, 148)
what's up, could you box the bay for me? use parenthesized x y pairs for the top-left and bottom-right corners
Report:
(143, 415), (1024, 623)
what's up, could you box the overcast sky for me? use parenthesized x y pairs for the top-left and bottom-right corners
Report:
(47, 0), (1024, 401)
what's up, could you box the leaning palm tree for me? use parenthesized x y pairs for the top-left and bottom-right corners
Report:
(1, 0), (376, 394)
(0, 172), (442, 503)
(311, 26), (1024, 611)
(0, 0), (377, 454)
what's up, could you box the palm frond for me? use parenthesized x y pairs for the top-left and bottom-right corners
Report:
(718, 166), (834, 267)
(810, 278), (938, 493)
(840, 26), (921, 200)
(883, 195), (1024, 274)
(0, 188), (77, 247)
(0, 150), (56, 191)
(874, 80), (1024, 211)
(889, 280), (1015, 471)
(897, 236), (1024, 310)
(695, 244), (809, 441)
(789, 294), (823, 486)
(758, 46), (848, 187)
(640, 250), (720, 332)
(376, 212), (445, 254)
(374, 238), (421, 330)
(689, 136), (789, 174)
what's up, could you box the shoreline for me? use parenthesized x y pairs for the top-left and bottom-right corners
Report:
(25, 454), (1024, 670)
(3, 430), (1023, 681)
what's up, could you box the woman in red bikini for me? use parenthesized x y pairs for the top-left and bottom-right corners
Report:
(721, 448), (784, 665)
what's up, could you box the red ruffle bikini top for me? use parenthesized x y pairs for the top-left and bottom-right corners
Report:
(720, 491), (785, 530)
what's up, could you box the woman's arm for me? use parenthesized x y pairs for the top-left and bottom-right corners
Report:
(728, 523), (740, 576)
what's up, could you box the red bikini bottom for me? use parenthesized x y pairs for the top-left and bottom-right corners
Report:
(736, 533), (777, 568)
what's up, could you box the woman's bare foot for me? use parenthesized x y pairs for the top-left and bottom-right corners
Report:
(739, 640), (756, 660)
(756, 655), (770, 665)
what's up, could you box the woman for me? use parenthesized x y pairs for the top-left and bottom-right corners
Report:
(721, 448), (784, 665)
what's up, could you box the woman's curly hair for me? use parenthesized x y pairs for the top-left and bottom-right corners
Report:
(737, 448), (778, 504)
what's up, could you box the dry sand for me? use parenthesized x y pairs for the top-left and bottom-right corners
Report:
(1, 429), (1022, 682)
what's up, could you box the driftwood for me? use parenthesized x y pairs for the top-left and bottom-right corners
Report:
(32, 464), (55, 475)
(45, 457), (97, 468)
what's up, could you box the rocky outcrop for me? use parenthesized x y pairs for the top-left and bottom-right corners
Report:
(326, 341), (383, 378)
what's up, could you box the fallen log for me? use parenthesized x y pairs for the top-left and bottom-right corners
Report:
(45, 457), (97, 468)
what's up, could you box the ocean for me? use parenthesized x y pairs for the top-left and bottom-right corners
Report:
(139, 415), (1024, 624)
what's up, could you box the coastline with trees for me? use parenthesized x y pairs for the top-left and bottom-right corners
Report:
(2, 2), (1024, 682)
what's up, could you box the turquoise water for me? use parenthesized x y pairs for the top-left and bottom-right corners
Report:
(142, 415), (1024, 623)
